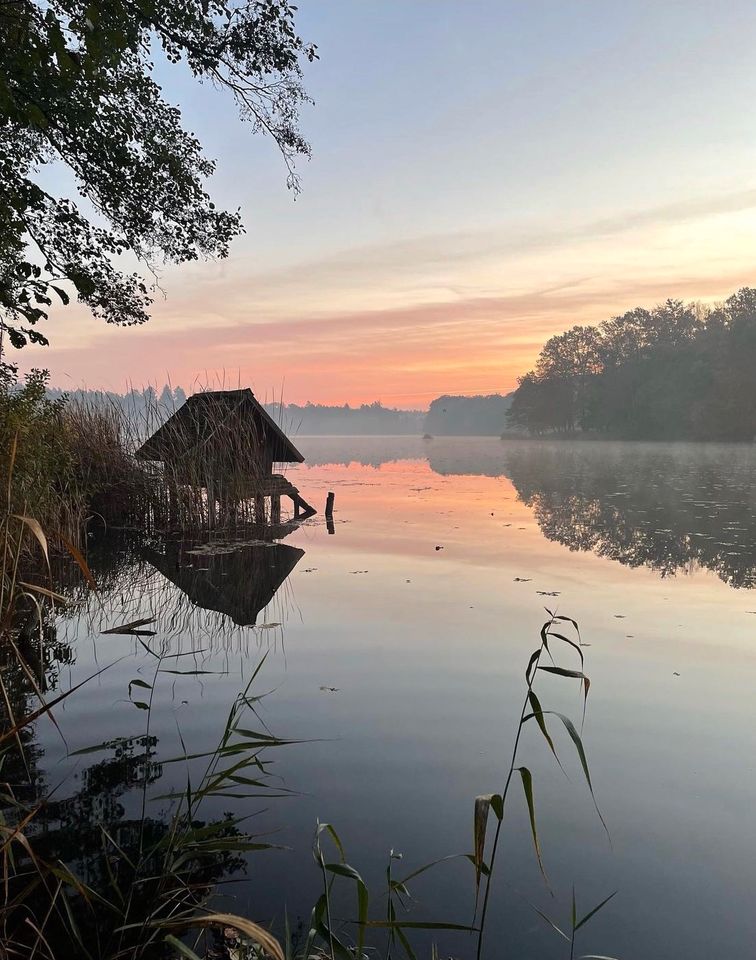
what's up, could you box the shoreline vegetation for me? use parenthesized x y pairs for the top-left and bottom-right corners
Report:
(38, 287), (756, 444)
(0, 506), (618, 958)
(0, 367), (622, 958)
(507, 287), (756, 441)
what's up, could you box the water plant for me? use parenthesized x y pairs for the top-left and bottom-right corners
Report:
(0, 440), (618, 960)
(282, 611), (619, 960)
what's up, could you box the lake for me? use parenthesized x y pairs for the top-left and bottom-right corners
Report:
(29, 437), (756, 958)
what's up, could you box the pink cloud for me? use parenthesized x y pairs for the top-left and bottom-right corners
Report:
(21, 267), (756, 407)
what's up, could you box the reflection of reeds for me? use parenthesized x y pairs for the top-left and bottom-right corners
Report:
(53, 534), (303, 662)
(0, 440), (619, 958)
(2, 515), (621, 960)
(0, 633), (291, 959)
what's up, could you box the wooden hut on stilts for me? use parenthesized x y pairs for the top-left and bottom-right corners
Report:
(135, 389), (316, 530)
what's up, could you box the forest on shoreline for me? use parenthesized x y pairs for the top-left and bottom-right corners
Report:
(507, 287), (756, 441)
(39, 287), (756, 443)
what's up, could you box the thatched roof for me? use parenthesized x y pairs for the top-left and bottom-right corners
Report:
(135, 389), (304, 464)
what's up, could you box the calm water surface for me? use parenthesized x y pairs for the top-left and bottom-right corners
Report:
(35, 438), (756, 958)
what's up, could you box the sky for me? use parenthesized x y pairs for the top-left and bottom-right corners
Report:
(19, 0), (756, 407)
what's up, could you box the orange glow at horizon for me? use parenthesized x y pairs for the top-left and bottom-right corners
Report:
(18, 200), (756, 408)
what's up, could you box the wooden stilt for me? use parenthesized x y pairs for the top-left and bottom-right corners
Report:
(271, 494), (281, 524)
(168, 482), (177, 528)
(254, 494), (266, 524)
(207, 481), (216, 529)
(290, 493), (316, 520)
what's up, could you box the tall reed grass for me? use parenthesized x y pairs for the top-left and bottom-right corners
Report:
(1, 573), (620, 959)
(0, 368), (304, 561)
(0, 371), (619, 957)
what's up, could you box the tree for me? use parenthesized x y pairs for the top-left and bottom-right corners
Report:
(508, 288), (756, 440)
(533, 325), (603, 431)
(0, 0), (316, 349)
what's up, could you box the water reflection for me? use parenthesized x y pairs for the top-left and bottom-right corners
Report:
(9, 439), (756, 959)
(143, 539), (305, 627)
(502, 443), (756, 587)
(4, 527), (304, 958)
(297, 438), (756, 588)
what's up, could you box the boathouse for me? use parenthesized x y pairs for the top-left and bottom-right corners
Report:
(135, 389), (316, 524)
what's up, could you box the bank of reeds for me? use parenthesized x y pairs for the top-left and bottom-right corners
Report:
(0, 369), (300, 559)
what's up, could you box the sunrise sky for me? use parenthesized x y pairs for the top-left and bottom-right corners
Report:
(19, 0), (756, 407)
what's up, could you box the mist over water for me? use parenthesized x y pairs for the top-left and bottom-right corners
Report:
(30, 437), (756, 958)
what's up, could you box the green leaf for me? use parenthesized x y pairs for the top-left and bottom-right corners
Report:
(548, 711), (610, 841)
(163, 935), (201, 959)
(516, 767), (548, 884)
(548, 631), (585, 668)
(527, 690), (562, 769)
(399, 852), (479, 884)
(50, 285), (70, 305)
(530, 903), (569, 942)
(575, 891), (617, 931)
(158, 669), (217, 675)
(525, 648), (541, 684)
(313, 820), (345, 865)
(102, 617), (156, 635)
(540, 622), (555, 663)
(473, 794), (500, 894)
(325, 860), (369, 956)
(538, 666), (587, 680)
(395, 923), (417, 960)
(545, 610), (581, 636)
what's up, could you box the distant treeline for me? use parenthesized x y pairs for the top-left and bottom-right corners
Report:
(46, 384), (188, 422)
(42, 388), (519, 436)
(425, 394), (514, 435)
(265, 401), (424, 435)
(508, 287), (756, 440)
(269, 397), (514, 436)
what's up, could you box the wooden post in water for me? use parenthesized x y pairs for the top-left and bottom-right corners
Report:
(271, 494), (281, 524)
(325, 491), (335, 519)
(254, 494), (266, 525)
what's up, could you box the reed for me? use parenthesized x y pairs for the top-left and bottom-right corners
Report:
(0, 390), (619, 958)
(0, 632), (293, 960)
(1, 368), (303, 548)
(0, 585), (620, 959)
(288, 612), (619, 960)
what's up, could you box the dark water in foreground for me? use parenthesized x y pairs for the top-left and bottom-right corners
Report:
(28, 439), (756, 957)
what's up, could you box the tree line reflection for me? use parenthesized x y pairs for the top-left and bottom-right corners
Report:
(500, 443), (756, 587)
(298, 438), (756, 588)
